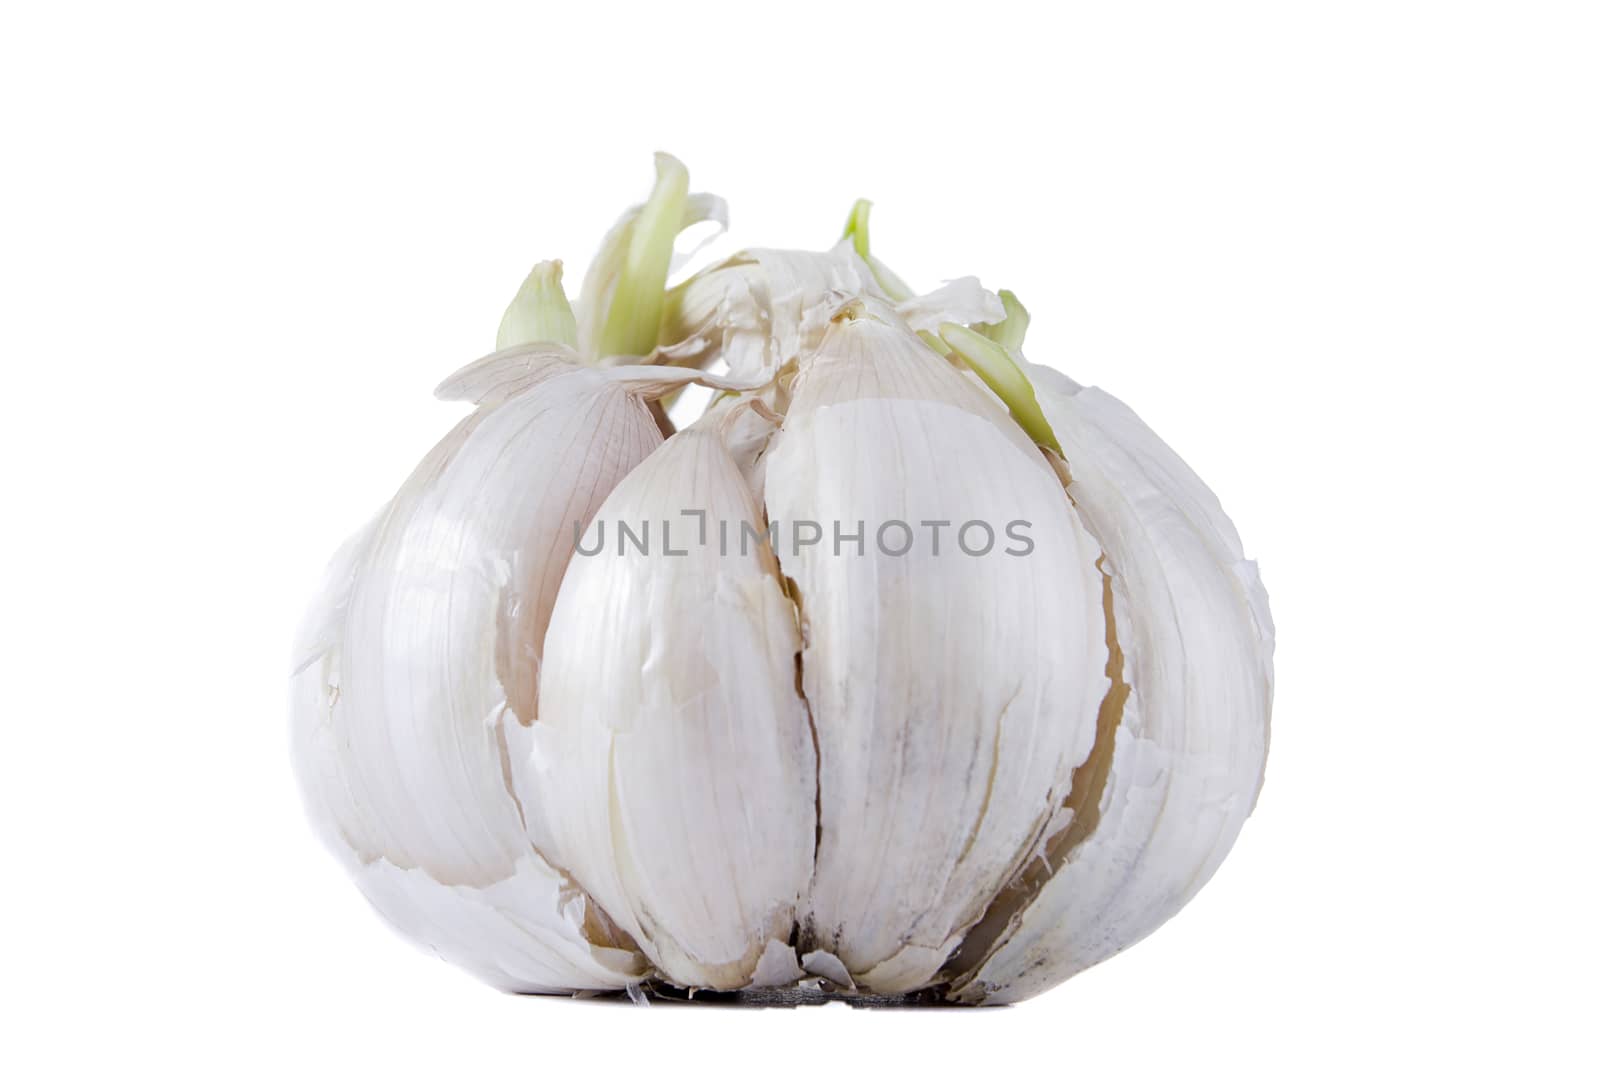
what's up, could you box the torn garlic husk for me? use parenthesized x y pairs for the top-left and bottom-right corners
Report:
(292, 155), (1273, 1004)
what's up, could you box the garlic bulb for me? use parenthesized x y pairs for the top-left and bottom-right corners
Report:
(292, 154), (1274, 1004)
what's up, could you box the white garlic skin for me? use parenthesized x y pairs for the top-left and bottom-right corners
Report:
(293, 232), (1272, 1006)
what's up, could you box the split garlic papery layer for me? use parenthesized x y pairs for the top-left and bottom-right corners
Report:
(291, 154), (1275, 1004)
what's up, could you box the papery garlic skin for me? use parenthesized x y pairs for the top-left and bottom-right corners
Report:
(520, 414), (816, 991)
(293, 156), (1273, 1005)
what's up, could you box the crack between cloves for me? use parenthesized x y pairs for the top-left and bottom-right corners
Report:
(492, 708), (531, 833)
(795, 640), (822, 871)
(765, 505), (822, 953)
(646, 397), (677, 439)
(935, 551), (1131, 989)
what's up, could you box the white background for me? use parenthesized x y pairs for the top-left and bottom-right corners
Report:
(3, 1), (1596, 1063)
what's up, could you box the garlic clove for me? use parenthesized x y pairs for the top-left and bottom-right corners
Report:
(522, 414), (816, 991)
(763, 311), (1109, 993)
(945, 367), (1274, 1004)
(290, 353), (663, 989)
